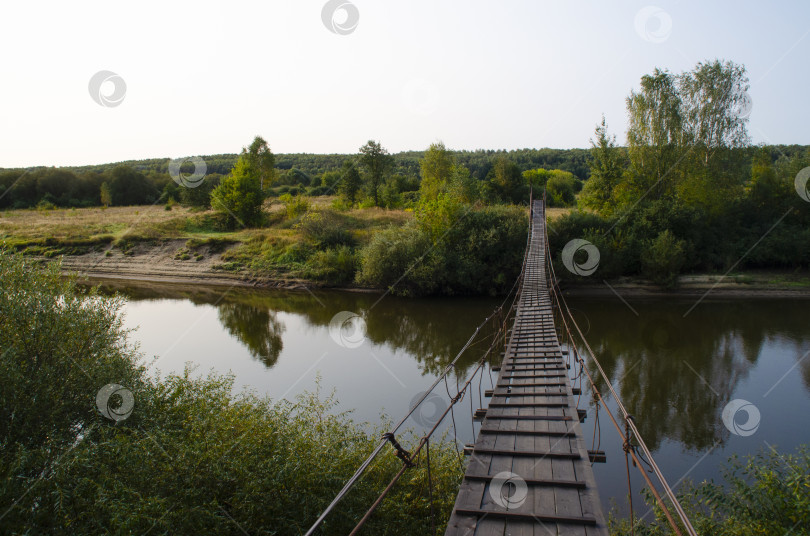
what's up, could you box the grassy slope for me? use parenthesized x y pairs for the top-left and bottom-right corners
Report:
(0, 197), (412, 282)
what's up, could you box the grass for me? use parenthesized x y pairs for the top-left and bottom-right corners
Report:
(0, 198), (413, 283)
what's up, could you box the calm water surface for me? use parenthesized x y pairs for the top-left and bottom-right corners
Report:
(100, 280), (810, 519)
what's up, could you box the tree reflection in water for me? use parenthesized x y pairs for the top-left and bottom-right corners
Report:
(95, 280), (810, 453)
(569, 296), (810, 451)
(217, 302), (285, 367)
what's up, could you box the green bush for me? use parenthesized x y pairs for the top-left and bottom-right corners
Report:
(279, 193), (311, 220)
(210, 157), (265, 228)
(610, 447), (810, 536)
(0, 249), (464, 535)
(357, 205), (527, 295)
(295, 210), (356, 249)
(303, 245), (359, 285)
(642, 230), (686, 288)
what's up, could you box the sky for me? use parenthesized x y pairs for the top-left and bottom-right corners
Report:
(1, 0), (808, 168)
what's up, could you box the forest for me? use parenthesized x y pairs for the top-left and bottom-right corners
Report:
(0, 147), (590, 209)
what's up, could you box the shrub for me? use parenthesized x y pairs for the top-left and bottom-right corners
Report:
(610, 447), (810, 536)
(303, 245), (359, 285)
(357, 205), (527, 295)
(295, 211), (355, 249)
(0, 250), (465, 534)
(210, 157), (265, 228)
(279, 193), (310, 220)
(642, 230), (686, 288)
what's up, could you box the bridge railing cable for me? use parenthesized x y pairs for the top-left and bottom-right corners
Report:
(542, 204), (698, 536)
(303, 210), (534, 536)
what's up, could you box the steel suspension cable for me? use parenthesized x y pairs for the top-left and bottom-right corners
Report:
(304, 230), (528, 536)
(543, 217), (697, 536)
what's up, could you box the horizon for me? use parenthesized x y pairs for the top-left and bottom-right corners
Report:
(2, 1), (809, 168)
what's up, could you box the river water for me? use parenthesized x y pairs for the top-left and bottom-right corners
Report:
(99, 280), (810, 521)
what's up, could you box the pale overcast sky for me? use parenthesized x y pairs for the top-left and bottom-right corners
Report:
(1, 0), (808, 167)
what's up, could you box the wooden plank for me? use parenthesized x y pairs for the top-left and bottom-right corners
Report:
(446, 200), (607, 536)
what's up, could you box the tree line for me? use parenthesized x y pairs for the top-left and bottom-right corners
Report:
(549, 59), (810, 286)
(0, 145), (597, 210)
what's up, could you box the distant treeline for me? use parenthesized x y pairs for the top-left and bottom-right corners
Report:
(1, 145), (807, 210)
(0, 148), (596, 209)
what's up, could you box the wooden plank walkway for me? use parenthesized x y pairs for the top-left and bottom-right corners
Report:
(445, 200), (608, 536)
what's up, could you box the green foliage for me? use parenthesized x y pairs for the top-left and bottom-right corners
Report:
(545, 170), (578, 207)
(99, 181), (112, 207)
(338, 159), (363, 205)
(0, 250), (464, 534)
(0, 250), (143, 450)
(580, 117), (626, 215)
(419, 142), (456, 202)
(295, 210), (356, 249)
(320, 169), (342, 189)
(279, 193), (311, 220)
(109, 165), (159, 206)
(556, 60), (810, 285)
(245, 136), (276, 190)
(610, 447), (810, 536)
(358, 205), (527, 295)
(642, 230), (686, 288)
(210, 156), (265, 228)
(485, 156), (528, 203)
(178, 174), (221, 208)
(303, 245), (359, 285)
(359, 140), (395, 207)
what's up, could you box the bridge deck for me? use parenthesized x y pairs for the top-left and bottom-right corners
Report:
(445, 200), (607, 536)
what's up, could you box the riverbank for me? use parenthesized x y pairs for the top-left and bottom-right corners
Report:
(56, 239), (315, 290)
(4, 203), (809, 297)
(62, 243), (810, 298)
(560, 272), (810, 298)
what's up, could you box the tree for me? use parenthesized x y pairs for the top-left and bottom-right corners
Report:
(359, 140), (394, 206)
(179, 175), (220, 208)
(545, 171), (578, 207)
(486, 156), (526, 203)
(245, 136), (276, 191)
(626, 68), (685, 201)
(320, 170), (343, 189)
(109, 165), (158, 205)
(580, 117), (626, 215)
(100, 182), (112, 207)
(210, 156), (264, 228)
(338, 159), (362, 205)
(680, 60), (750, 153)
(419, 142), (455, 202)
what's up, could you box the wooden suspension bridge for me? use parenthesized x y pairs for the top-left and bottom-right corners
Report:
(305, 197), (696, 536)
(445, 199), (607, 535)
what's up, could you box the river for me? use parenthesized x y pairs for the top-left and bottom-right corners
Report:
(97, 279), (810, 521)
